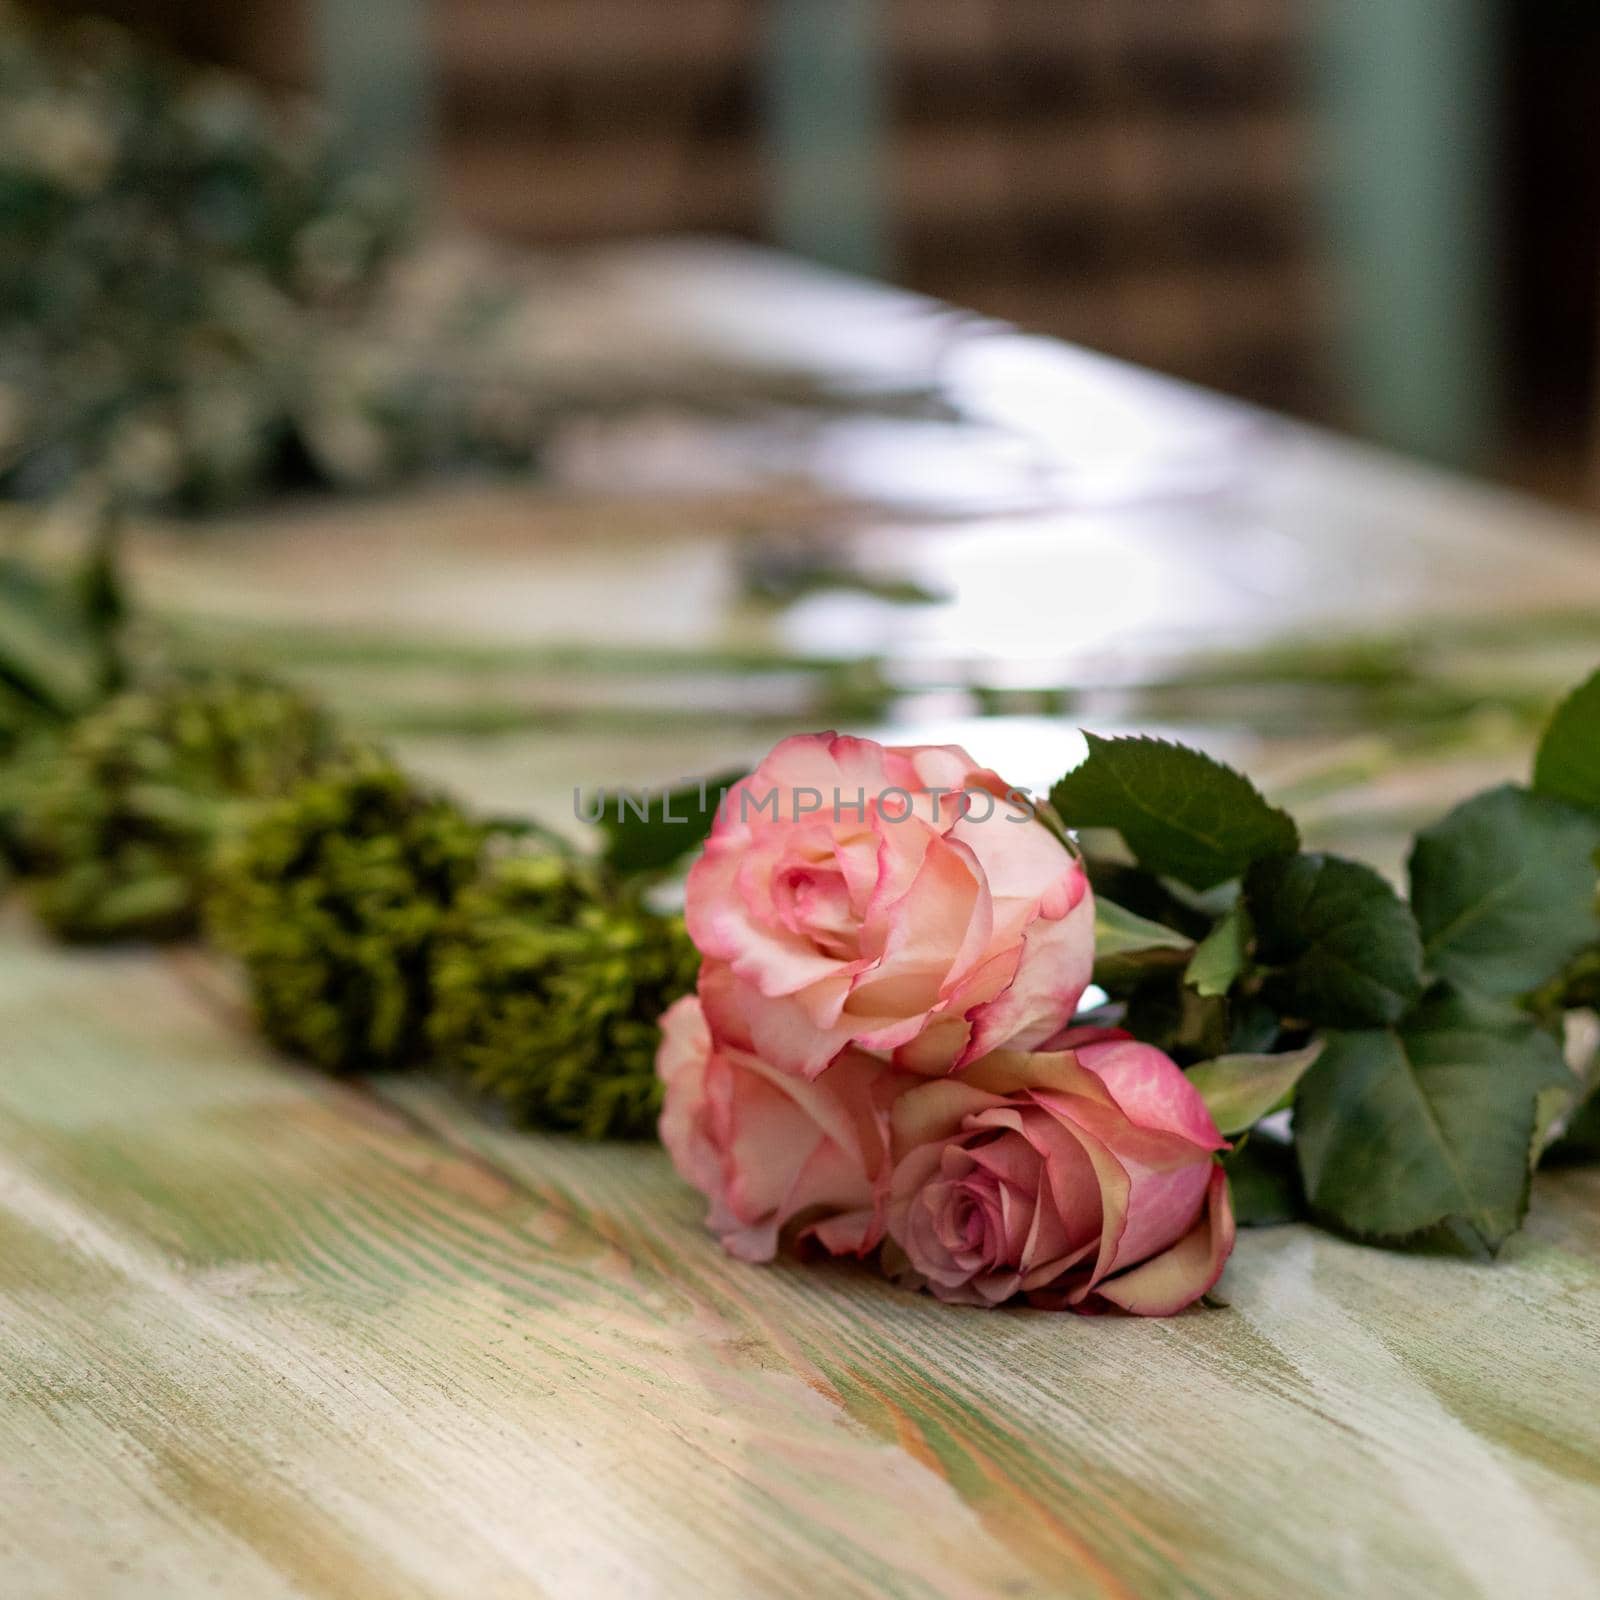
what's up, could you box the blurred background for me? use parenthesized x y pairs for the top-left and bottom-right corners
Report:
(6, 0), (1600, 896)
(17, 0), (1600, 502)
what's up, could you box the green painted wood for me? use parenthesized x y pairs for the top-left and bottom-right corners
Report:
(5, 241), (1600, 1596)
(1, 925), (1598, 1597)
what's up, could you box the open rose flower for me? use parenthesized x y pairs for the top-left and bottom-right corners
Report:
(686, 733), (1094, 1080)
(885, 1032), (1234, 1314)
(656, 993), (910, 1261)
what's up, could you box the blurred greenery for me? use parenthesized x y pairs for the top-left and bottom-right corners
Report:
(0, 504), (130, 874)
(0, 531), (120, 737)
(0, 4), (542, 512)
(16, 668), (342, 940)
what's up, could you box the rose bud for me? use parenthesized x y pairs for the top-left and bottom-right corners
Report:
(685, 733), (1094, 1079)
(884, 1033), (1235, 1314)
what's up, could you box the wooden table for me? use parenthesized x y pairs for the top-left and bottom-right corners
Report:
(6, 242), (1600, 1598)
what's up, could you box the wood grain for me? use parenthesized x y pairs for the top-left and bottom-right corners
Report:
(8, 241), (1600, 1597)
(2, 925), (1598, 1599)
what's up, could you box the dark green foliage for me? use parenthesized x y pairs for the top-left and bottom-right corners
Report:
(1, 552), (109, 726)
(1, 527), (130, 873)
(429, 854), (699, 1138)
(1559, 950), (1600, 1012)
(1245, 852), (1424, 1027)
(0, 727), (58, 875)
(1409, 785), (1600, 997)
(1050, 734), (1297, 890)
(1186, 1044), (1322, 1136)
(0, 9), (546, 512)
(1185, 901), (1251, 998)
(1084, 856), (1219, 942)
(1531, 675), (1600, 1167)
(1223, 1136), (1306, 1228)
(1090, 895), (1193, 990)
(0, 517), (129, 750)
(1533, 667), (1600, 815)
(0, 9), (409, 508)
(208, 756), (488, 1073)
(1293, 992), (1571, 1251)
(17, 671), (338, 940)
(1553, 1091), (1600, 1163)
(1120, 974), (1232, 1066)
(597, 769), (744, 878)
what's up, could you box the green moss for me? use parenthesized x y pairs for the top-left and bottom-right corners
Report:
(16, 672), (339, 941)
(428, 854), (698, 1138)
(208, 755), (489, 1074)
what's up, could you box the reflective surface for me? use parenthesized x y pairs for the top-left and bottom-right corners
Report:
(13, 239), (1600, 1600)
(131, 239), (1600, 865)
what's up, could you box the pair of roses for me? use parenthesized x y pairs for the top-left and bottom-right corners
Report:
(656, 734), (1235, 1314)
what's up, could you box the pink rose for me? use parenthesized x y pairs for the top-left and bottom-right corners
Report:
(656, 994), (909, 1262)
(686, 733), (1094, 1080)
(885, 1032), (1234, 1314)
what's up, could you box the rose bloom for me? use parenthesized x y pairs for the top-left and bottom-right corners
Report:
(885, 1031), (1234, 1314)
(656, 993), (911, 1262)
(686, 733), (1094, 1080)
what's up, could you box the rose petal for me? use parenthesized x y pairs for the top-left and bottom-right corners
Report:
(1036, 1090), (1217, 1275)
(1041, 1024), (1133, 1052)
(1092, 1164), (1235, 1315)
(959, 1049), (1116, 1104)
(1075, 1038), (1228, 1152)
(700, 961), (861, 1081)
(874, 831), (988, 988)
(889, 1077), (1006, 1155)
(802, 1207), (881, 1256)
(757, 731), (895, 813)
(690, 845), (854, 998)
(959, 880), (1096, 1065)
(657, 994), (908, 1261)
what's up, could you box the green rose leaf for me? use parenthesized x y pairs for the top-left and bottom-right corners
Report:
(1409, 785), (1600, 997)
(1534, 1082), (1580, 1164)
(1293, 997), (1571, 1251)
(1186, 901), (1253, 998)
(1533, 667), (1600, 815)
(1223, 1136), (1306, 1227)
(1245, 852), (1423, 1027)
(598, 769), (745, 878)
(1091, 896), (1193, 986)
(1049, 734), (1298, 891)
(1228, 998), (1281, 1055)
(1188, 1042), (1323, 1136)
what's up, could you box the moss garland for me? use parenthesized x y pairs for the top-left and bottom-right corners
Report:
(3, 656), (702, 1135)
(16, 671), (340, 941)
(207, 754), (489, 1074)
(428, 854), (698, 1138)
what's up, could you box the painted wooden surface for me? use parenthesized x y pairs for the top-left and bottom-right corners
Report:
(6, 242), (1600, 1596)
(3, 928), (1600, 1599)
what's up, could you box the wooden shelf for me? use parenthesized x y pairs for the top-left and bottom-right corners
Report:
(445, 110), (1306, 253)
(436, 0), (755, 81)
(892, 110), (1306, 227)
(331, 0), (1323, 408)
(445, 138), (761, 240)
(436, 0), (1296, 84)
